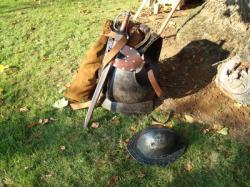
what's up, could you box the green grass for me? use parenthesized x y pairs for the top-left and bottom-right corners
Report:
(0, 0), (250, 186)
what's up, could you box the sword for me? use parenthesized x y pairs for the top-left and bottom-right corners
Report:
(84, 12), (131, 128)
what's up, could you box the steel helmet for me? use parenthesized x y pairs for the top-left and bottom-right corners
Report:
(127, 125), (187, 165)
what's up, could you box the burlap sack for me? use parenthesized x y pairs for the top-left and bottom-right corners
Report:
(64, 20), (112, 102)
(64, 20), (145, 105)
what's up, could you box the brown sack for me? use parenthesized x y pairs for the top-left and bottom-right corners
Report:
(64, 20), (113, 102)
(65, 20), (146, 104)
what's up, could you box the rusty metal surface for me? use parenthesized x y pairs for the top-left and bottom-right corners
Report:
(112, 45), (144, 71)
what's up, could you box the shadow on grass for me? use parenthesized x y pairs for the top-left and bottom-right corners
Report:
(0, 108), (249, 186)
(0, 1), (52, 14)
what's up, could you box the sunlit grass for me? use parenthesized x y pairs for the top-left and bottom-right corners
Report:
(0, 0), (250, 186)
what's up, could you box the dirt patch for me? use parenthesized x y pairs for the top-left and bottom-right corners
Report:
(138, 0), (250, 142)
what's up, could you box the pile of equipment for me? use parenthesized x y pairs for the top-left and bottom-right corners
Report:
(65, 0), (187, 165)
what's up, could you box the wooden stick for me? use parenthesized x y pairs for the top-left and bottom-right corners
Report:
(133, 0), (148, 21)
(158, 0), (183, 36)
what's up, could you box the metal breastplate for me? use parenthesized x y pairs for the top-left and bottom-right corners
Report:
(102, 33), (163, 114)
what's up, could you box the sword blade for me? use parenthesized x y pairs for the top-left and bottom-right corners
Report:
(83, 63), (112, 128)
(83, 38), (114, 128)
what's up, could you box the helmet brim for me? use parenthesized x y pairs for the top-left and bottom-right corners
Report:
(127, 124), (188, 166)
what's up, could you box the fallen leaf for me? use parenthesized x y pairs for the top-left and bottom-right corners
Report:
(185, 161), (193, 172)
(124, 138), (130, 143)
(110, 176), (118, 187)
(65, 83), (71, 88)
(3, 177), (15, 187)
(44, 173), (52, 178)
(91, 122), (100, 129)
(212, 123), (223, 131)
(130, 127), (136, 132)
(53, 98), (68, 109)
(49, 117), (57, 121)
(123, 139), (130, 146)
(41, 172), (54, 180)
(39, 118), (49, 125)
(138, 172), (145, 178)
(0, 64), (9, 73)
(58, 87), (66, 94)
(28, 122), (37, 128)
(202, 128), (210, 134)
(234, 103), (243, 108)
(16, 11), (23, 16)
(111, 117), (120, 126)
(217, 127), (228, 135)
(60, 145), (66, 151)
(184, 114), (194, 123)
(166, 123), (173, 128)
(19, 107), (29, 112)
(0, 87), (3, 94)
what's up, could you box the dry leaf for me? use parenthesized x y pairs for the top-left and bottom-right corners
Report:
(123, 138), (130, 146)
(53, 98), (68, 109)
(212, 123), (223, 131)
(184, 114), (194, 123)
(202, 128), (210, 134)
(44, 173), (52, 178)
(185, 161), (193, 172)
(0, 64), (9, 73)
(124, 138), (130, 143)
(138, 172), (145, 178)
(58, 87), (66, 94)
(65, 83), (71, 88)
(166, 123), (173, 128)
(217, 127), (228, 135)
(110, 176), (118, 187)
(19, 107), (29, 112)
(91, 122), (100, 129)
(49, 117), (57, 121)
(28, 122), (37, 128)
(111, 117), (120, 126)
(60, 145), (66, 151)
(234, 103), (243, 108)
(130, 127), (136, 132)
(39, 118), (49, 125)
(3, 177), (15, 187)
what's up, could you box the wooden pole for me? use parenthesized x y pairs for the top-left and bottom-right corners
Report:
(133, 0), (148, 21)
(158, 0), (183, 36)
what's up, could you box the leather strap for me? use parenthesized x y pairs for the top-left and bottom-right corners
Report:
(102, 35), (128, 67)
(103, 31), (117, 38)
(148, 69), (163, 97)
(70, 101), (91, 110)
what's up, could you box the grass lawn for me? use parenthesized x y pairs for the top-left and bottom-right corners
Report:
(0, 0), (250, 186)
